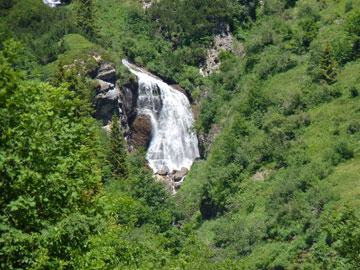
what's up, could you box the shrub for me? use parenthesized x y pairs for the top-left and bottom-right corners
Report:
(328, 141), (354, 165)
(349, 86), (359, 97)
(347, 121), (360, 134)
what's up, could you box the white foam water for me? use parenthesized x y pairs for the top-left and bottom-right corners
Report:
(42, 0), (61, 8)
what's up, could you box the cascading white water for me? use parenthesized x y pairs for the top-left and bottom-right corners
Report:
(42, 0), (61, 7)
(122, 59), (200, 174)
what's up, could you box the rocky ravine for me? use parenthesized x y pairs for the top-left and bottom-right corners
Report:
(92, 62), (158, 151)
(92, 60), (196, 192)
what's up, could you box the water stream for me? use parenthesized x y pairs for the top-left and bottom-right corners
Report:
(42, 0), (61, 7)
(122, 59), (199, 174)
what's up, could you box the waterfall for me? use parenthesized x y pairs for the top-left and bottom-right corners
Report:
(42, 0), (61, 7)
(122, 59), (199, 174)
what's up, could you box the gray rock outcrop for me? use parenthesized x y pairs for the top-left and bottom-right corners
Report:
(142, 0), (155, 9)
(92, 62), (138, 148)
(96, 63), (117, 81)
(200, 24), (235, 76)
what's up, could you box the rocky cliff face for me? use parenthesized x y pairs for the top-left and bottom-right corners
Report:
(92, 62), (141, 150)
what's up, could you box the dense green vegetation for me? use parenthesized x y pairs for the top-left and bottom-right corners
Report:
(1, 0), (360, 269)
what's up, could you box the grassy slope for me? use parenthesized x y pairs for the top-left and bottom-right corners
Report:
(180, 1), (360, 259)
(13, 0), (357, 267)
(303, 60), (360, 206)
(190, 58), (360, 267)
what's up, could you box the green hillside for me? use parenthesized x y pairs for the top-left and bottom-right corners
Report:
(1, 0), (360, 269)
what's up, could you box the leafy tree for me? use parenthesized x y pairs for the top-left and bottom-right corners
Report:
(108, 114), (128, 179)
(305, 206), (360, 270)
(0, 43), (103, 268)
(345, 10), (360, 58)
(3, 0), (77, 65)
(0, 0), (13, 9)
(299, 18), (318, 48)
(0, 40), (22, 107)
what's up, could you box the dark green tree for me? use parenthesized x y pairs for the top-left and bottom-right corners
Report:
(51, 62), (94, 116)
(318, 43), (338, 85)
(0, 0), (13, 9)
(76, 0), (98, 39)
(108, 114), (128, 179)
(346, 10), (360, 58)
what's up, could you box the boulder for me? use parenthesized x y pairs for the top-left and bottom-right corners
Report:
(173, 167), (189, 181)
(94, 88), (121, 125)
(157, 170), (168, 176)
(97, 79), (114, 92)
(96, 63), (116, 82)
(131, 114), (152, 149)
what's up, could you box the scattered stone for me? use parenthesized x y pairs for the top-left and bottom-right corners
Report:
(93, 55), (102, 62)
(252, 169), (272, 181)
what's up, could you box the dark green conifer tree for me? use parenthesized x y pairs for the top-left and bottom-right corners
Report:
(318, 43), (337, 85)
(51, 62), (93, 115)
(346, 10), (360, 59)
(76, 0), (98, 38)
(108, 114), (128, 179)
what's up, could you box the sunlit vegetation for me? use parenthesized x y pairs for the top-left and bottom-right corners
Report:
(1, 0), (360, 269)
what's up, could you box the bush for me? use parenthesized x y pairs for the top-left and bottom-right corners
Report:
(349, 86), (359, 97)
(328, 141), (354, 165)
(347, 121), (360, 134)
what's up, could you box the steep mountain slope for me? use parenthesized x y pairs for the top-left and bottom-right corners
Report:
(1, 0), (360, 269)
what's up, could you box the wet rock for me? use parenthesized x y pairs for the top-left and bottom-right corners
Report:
(171, 84), (188, 97)
(131, 114), (152, 149)
(91, 60), (138, 151)
(154, 174), (173, 192)
(157, 170), (168, 176)
(172, 167), (189, 181)
(173, 181), (182, 189)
